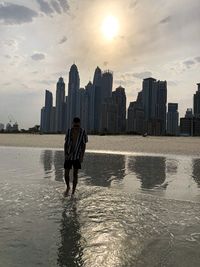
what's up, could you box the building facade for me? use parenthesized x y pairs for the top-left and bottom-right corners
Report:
(167, 103), (179, 136)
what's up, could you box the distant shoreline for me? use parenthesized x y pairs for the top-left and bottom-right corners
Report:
(0, 133), (200, 157)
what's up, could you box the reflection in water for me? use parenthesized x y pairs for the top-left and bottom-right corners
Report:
(82, 153), (126, 187)
(57, 202), (83, 267)
(192, 159), (200, 187)
(54, 151), (64, 182)
(40, 150), (53, 177)
(166, 158), (178, 175)
(128, 156), (166, 189)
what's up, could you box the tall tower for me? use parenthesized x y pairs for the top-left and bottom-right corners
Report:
(67, 64), (80, 128)
(93, 66), (102, 132)
(167, 103), (179, 135)
(55, 77), (65, 133)
(101, 70), (113, 100)
(193, 83), (200, 118)
(41, 90), (53, 133)
(85, 81), (94, 132)
(142, 78), (167, 135)
(112, 86), (126, 133)
(156, 80), (167, 135)
(142, 77), (157, 120)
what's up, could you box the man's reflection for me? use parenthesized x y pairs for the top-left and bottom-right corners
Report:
(54, 151), (64, 182)
(192, 159), (200, 187)
(57, 202), (83, 267)
(82, 153), (126, 187)
(128, 156), (166, 189)
(40, 150), (53, 178)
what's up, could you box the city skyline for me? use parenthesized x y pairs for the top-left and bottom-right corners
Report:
(0, 0), (200, 128)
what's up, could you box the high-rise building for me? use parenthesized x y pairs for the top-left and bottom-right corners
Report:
(55, 77), (65, 133)
(79, 88), (89, 131)
(112, 86), (126, 133)
(85, 81), (94, 132)
(100, 97), (118, 133)
(62, 96), (68, 133)
(156, 81), (167, 134)
(193, 83), (200, 118)
(93, 67), (102, 132)
(180, 108), (193, 136)
(67, 64), (80, 128)
(0, 123), (4, 131)
(142, 78), (157, 121)
(98, 70), (113, 132)
(167, 103), (179, 136)
(40, 107), (45, 132)
(101, 70), (113, 100)
(185, 108), (193, 118)
(142, 78), (167, 135)
(127, 91), (145, 134)
(50, 107), (56, 133)
(40, 90), (53, 133)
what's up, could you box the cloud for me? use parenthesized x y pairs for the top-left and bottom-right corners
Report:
(159, 16), (171, 24)
(133, 71), (153, 79)
(31, 53), (46, 61)
(51, 0), (62, 14)
(59, 36), (67, 44)
(36, 0), (69, 16)
(195, 56), (200, 63)
(0, 2), (38, 25)
(58, 0), (70, 12)
(183, 60), (195, 68)
(36, 0), (54, 15)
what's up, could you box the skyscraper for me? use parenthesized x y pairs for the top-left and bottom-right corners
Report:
(55, 77), (65, 133)
(79, 88), (89, 131)
(101, 70), (113, 100)
(142, 78), (167, 135)
(93, 66), (102, 132)
(193, 83), (200, 118)
(85, 81), (94, 132)
(156, 80), (167, 134)
(112, 86), (126, 133)
(100, 97), (118, 133)
(67, 64), (80, 128)
(167, 103), (179, 136)
(127, 91), (144, 134)
(40, 90), (53, 133)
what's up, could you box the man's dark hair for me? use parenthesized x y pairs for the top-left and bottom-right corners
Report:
(73, 117), (80, 123)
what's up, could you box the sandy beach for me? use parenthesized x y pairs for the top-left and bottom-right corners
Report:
(0, 133), (200, 156)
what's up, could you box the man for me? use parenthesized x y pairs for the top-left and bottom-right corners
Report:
(64, 117), (88, 196)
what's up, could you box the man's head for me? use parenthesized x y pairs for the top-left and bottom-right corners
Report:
(73, 117), (81, 129)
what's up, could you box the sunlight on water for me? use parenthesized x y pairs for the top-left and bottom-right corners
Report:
(0, 147), (200, 266)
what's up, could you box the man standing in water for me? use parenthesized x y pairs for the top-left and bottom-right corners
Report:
(64, 117), (88, 196)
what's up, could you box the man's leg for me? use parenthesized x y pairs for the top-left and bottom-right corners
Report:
(72, 169), (78, 195)
(64, 169), (70, 195)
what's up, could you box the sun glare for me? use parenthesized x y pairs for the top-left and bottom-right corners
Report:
(101, 15), (119, 40)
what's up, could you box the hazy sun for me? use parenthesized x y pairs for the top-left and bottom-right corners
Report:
(101, 15), (119, 40)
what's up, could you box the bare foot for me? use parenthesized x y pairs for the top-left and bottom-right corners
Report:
(63, 187), (70, 197)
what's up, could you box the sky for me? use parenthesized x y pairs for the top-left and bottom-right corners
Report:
(0, 0), (200, 129)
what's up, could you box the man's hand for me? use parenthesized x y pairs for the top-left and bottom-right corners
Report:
(65, 153), (70, 160)
(80, 155), (84, 163)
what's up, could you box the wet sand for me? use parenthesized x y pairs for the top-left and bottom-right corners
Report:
(0, 134), (200, 156)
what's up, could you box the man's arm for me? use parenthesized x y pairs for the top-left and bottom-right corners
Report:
(64, 129), (70, 157)
(80, 130), (88, 162)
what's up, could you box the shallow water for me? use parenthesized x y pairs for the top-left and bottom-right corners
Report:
(0, 147), (200, 267)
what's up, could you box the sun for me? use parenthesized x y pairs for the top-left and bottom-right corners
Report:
(101, 15), (119, 40)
